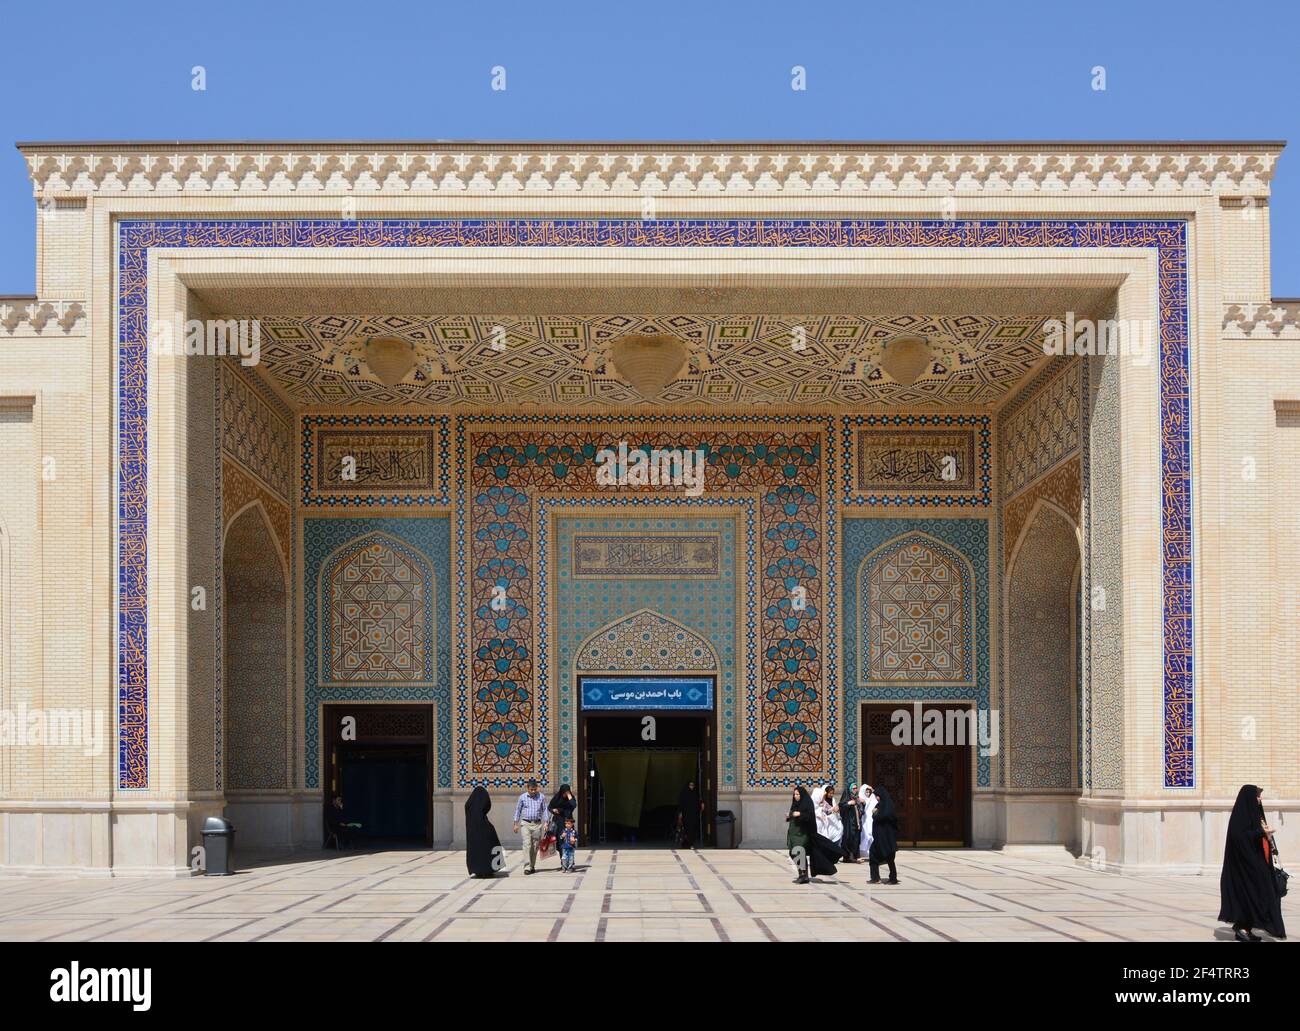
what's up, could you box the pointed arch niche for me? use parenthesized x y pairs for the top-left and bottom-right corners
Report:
(859, 531), (976, 687)
(575, 608), (720, 675)
(1004, 497), (1082, 792)
(222, 500), (290, 791)
(318, 531), (435, 685)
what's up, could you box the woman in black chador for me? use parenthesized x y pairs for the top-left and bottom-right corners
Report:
(786, 784), (840, 883)
(1218, 784), (1286, 941)
(549, 784), (576, 849)
(677, 780), (703, 848)
(867, 785), (899, 885)
(464, 785), (502, 877)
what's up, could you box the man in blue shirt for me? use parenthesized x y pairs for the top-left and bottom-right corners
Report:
(513, 778), (549, 874)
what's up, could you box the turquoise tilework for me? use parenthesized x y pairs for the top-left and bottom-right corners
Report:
(842, 517), (991, 787)
(303, 516), (452, 789)
(551, 515), (740, 789)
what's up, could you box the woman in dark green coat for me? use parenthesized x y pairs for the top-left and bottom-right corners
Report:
(786, 784), (839, 883)
(786, 785), (813, 882)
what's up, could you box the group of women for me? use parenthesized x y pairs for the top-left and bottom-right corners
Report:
(786, 781), (899, 884)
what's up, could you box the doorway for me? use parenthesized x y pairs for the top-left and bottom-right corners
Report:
(578, 678), (716, 847)
(322, 703), (434, 846)
(862, 703), (971, 846)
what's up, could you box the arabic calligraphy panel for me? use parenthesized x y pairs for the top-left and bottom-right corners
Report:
(854, 428), (977, 495)
(315, 429), (437, 496)
(572, 533), (721, 579)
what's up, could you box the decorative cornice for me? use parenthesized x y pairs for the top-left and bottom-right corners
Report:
(1222, 300), (1300, 340)
(0, 298), (86, 336)
(16, 142), (1282, 198)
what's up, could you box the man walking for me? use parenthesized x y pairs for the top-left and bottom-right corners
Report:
(513, 777), (549, 875)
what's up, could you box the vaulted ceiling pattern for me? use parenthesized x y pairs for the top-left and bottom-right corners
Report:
(246, 312), (1052, 409)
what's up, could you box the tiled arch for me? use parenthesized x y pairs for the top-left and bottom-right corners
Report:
(318, 531), (435, 685)
(576, 608), (719, 673)
(115, 218), (1193, 791)
(859, 531), (975, 688)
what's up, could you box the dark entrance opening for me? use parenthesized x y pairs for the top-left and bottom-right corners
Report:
(322, 704), (433, 846)
(577, 678), (716, 847)
(862, 703), (972, 847)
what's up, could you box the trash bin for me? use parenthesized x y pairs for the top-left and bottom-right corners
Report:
(715, 810), (736, 849)
(201, 816), (235, 875)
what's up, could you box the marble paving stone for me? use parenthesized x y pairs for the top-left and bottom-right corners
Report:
(83, 917), (258, 942)
(181, 892), (323, 915)
(1, 847), (1296, 942)
(318, 892), (447, 914)
(605, 892), (710, 914)
(35, 893), (195, 916)
(860, 890), (998, 913)
(0, 918), (118, 941)
(253, 916), (410, 942)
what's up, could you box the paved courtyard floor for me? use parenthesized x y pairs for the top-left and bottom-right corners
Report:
(0, 847), (1293, 942)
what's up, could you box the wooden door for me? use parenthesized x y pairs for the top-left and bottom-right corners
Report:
(863, 704), (970, 847)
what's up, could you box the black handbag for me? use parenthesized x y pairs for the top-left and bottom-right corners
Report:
(1269, 832), (1289, 897)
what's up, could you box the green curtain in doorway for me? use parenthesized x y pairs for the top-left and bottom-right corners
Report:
(595, 751), (699, 830)
(594, 752), (649, 828)
(644, 752), (698, 812)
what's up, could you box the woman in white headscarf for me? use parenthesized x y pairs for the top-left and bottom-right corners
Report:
(858, 783), (878, 859)
(813, 783), (843, 845)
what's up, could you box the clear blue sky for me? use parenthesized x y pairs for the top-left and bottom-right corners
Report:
(2, 0), (1296, 294)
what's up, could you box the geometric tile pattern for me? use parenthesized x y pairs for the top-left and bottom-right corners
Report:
(114, 218), (1190, 791)
(457, 417), (833, 788)
(841, 414), (991, 506)
(862, 534), (973, 685)
(248, 312), (1052, 411)
(575, 609), (716, 672)
(1003, 456), (1082, 569)
(996, 358), (1085, 788)
(217, 363), (295, 795)
(303, 518), (452, 789)
(843, 517), (990, 787)
(321, 534), (433, 683)
(1000, 359), (1082, 499)
(222, 458), (290, 560)
(220, 362), (292, 499)
(554, 513), (743, 790)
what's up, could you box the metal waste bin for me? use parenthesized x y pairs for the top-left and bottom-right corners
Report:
(715, 810), (736, 849)
(201, 816), (236, 875)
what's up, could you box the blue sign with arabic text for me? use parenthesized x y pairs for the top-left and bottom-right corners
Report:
(579, 677), (713, 711)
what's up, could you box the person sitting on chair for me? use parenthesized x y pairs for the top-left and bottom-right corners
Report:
(326, 795), (361, 849)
